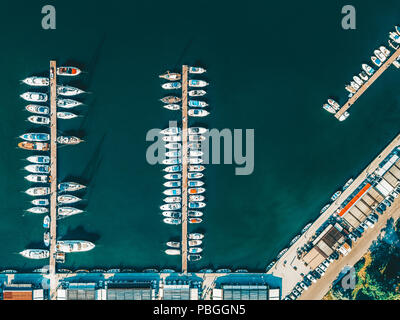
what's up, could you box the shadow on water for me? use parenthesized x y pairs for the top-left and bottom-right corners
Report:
(60, 225), (101, 243)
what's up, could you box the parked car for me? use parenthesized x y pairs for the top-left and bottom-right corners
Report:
(383, 199), (392, 207)
(391, 190), (399, 198)
(356, 226), (364, 234)
(348, 233), (357, 242)
(353, 229), (362, 238)
(368, 214), (378, 223)
(327, 255), (335, 263)
(299, 281), (309, 291)
(295, 284), (303, 293)
(365, 219), (374, 228)
(360, 222), (369, 230)
(322, 260), (330, 268)
(292, 289), (300, 298)
(306, 273), (317, 283)
(315, 267), (325, 276)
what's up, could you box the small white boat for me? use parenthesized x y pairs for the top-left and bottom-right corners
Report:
(189, 233), (204, 240)
(58, 207), (83, 217)
(188, 158), (203, 164)
(44, 232), (50, 247)
(338, 111), (350, 122)
(371, 56), (382, 67)
(163, 218), (181, 225)
(350, 81), (360, 91)
(362, 64), (375, 76)
(27, 115), (49, 125)
(165, 249), (180, 255)
(25, 104), (49, 115)
(189, 67), (206, 74)
(22, 77), (49, 87)
(189, 247), (203, 253)
(374, 49), (386, 62)
(188, 172), (203, 179)
(188, 187), (205, 194)
(20, 133), (50, 142)
(165, 143), (181, 150)
(189, 150), (203, 157)
(277, 248), (288, 259)
(188, 109), (209, 117)
(163, 188), (181, 196)
(161, 127), (181, 135)
(343, 178), (354, 191)
(388, 39), (399, 50)
(328, 99), (341, 111)
(389, 31), (400, 44)
(159, 71), (181, 81)
(56, 66), (82, 76)
(359, 71), (368, 81)
(27, 207), (48, 214)
(301, 223), (312, 234)
(163, 196), (181, 203)
(162, 158), (181, 165)
(188, 180), (204, 187)
(43, 215), (50, 228)
(189, 135), (206, 142)
(162, 211), (181, 218)
(32, 198), (49, 206)
(353, 76), (363, 86)
(189, 90), (206, 97)
(57, 99), (82, 108)
(163, 104), (181, 111)
(189, 165), (205, 172)
(57, 111), (78, 119)
(58, 195), (81, 204)
(188, 100), (208, 107)
(24, 164), (50, 174)
(189, 217), (203, 223)
(164, 173), (181, 180)
(162, 82), (181, 90)
(25, 187), (50, 196)
(160, 96), (181, 104)
(188, 202), (206, 209)
(330, 190), (342, 201)
(323, 103), (336, 114)
(345, 85), (356, 94)
(379, 46), (391, 57)
(188, 211), (203, 217)
(166, 241), (181, 248)
(57, 85), (84, 96)
(188, 127), (207, 135)
(165, 151), (181, 157)
(57, 136), (83, 145)
(163, 181), (181, 188)
(162, 135), (182, 142)
(320, 204), (330, 214)
(189, 195), (205, 202)
(24, 174), (49, 183)
(58, 182), (86, 192)
(189, 240), (203, 246)
(189, 80), (208, 87)
(188, 254), (202, 261)
(27, 155), (50, 164)
(160, 203), (181, 211)
(20, 92), (48, 102)
(20, 249), (49, 259)
(188, 143), (202, 149)
(163, 165), (182, 173)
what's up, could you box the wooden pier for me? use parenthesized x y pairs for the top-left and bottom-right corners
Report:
(181, 65), (188, 273)
(335, 47), (400, 119)
(49, 60), (58, 299)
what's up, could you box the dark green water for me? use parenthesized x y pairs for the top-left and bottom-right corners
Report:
(0, 0), (400, 271)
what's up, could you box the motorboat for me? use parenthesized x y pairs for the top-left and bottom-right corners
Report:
(189, 233), (204, 240)
(58, 182), (86, 192)
(188, 127), (207, 135)
(188, 100), (208, 108)
(163, 104), (181, 111)
(25, 174), (49, 183)
(188, 202), (206, 208)
(327, 99), (340, 111)
(163, 188), (181, 196)
(189, 240), (202, 246)
(57, 136), (84, 145)
(330, 190), (342, 201)
(188, 90), (206, 97)
(353, 76), (363, 86)
(188, 180), (204, 187)
(189, 247), (203, 253)
(189, 80), (208, 87)
(188, 254), (201, 261)
(322, 103), (336, 114)
(389, 31), (400, 44)
(58, 195), (81, 204)
(371, 56), (382, 67)
(20, 133), (50, 142)
(359, 71), (368, 81)
(159, 71), (181, 81)
(44, 232), (50, 247)
(43, 215), (50, 228)
(57, 85), (84, 96)
(188, 158), (203, 164)
(374, 49), (386, 62)
(189, 165), (205, 172)
(188, 172), (203, 179)
(32, 198), (49, 206)
(188, 143), (202, 149)
(57, 111), (78, 119)
(350, 81), (360, 91)
(27, 115), (49, 125)
(56, 240), (95, 253)
(166, 241), (181, 248)
(165, 151), (181, 157)
(58, 207), (83, 217)
(189, 67), (206, 74)
(25, 104), (49, 115)
(338, 111), (350, 122)
(163, 196), (181, 203)
(388, 39), (399, 50)
(22, 76), (49, 87)
(189, 195), (205, 202)
(162, 82), (181, 90)
(362, 63), (375, 76)
(277, 248), (288, 259)
(20, 92), (48, 102)
(345, 85), (356, 94)
(189, 135), (206, 142)
(165, 143), (181, 150)
(164, 173), (181, 180)
(161, 127), (181, 135)
(379, 46), (391, 57)
(160, 203), (181, 211)
(27, 155), (50, 164)
(25, 187), (50, 196)
(188, 109), (209, 117)
(24, 164), (50, 174)
(343, 178), (354, 191)
(56, 66), (82, 76)
(162, 211), (182, 218)
(163, 181), (181, 188)
(189, 150), (203, 157)
(163, 165), (182, 173)
(162, 135), (182, 142)
(163, 218), (181, 225)
(160, 96), (181, 104)
(165, 249), (180, 255)
(57, 99), (82, 108)
(20, 249), (49, 259)
(27, 207), (48, 214)
(18, 141), (49, 151)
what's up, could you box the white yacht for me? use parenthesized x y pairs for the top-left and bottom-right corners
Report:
(188, 100), (208, 107)
(188, 90), (206, 97)
(27, 155), (50, 164)
(188, 109), (209, 117)
(189, 80), (208, 87)
(20, 249), (49, 259)
(27, 115), (50, 125)
(160, 127), (181, 135)
(165, 143), (181, 150)
(57, 99), (82, 108)
(25, 105), (49, 115)
(163, 196), (181, 203)
(56, 240), (95, 253)
(188, 127), (207, 135)
(58, 195), (81, 204)
(162, 135), (182, 142)
(58, 207), (83, 217)
(20, 92), (48, 102)
(163, 104), (181, 111)
(24, 174), (49, 183)
(162, 82), (181, 90)
(160, 203), (181, 210)
(165, 249), (181, 255)
(163, 181), (181, 188)
(164, 173), (182, 180)
(163, 218), (181, 225)
(57, 85), (84, 96)
(25, 187), (50, 196)
(163, 188), (181, 196)
(22, 77), (49, 87)
(189, 67), (206, 74)
(27, 207), (48, 214)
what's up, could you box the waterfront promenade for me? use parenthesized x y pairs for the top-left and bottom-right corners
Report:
(268, 133), (400, 297)
(49, 60), (58, 299)
(335, 47), (400, 119)
(181, 65), (189, 273)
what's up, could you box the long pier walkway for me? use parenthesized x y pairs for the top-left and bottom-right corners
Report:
(49, 60), (58, 299)
(181, 65), (189, 273)
(335, 47), (400, 119)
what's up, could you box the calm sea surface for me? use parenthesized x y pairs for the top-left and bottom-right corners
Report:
(0, 0), (400, 271)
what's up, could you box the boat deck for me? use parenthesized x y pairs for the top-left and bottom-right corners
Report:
(49, 60), (58, 299)
(335, 46), (400, 119)
(181, 65), (188, 273)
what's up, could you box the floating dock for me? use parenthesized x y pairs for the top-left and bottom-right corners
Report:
(49, 60), (58, 299)
(335, 47), (400, 119)
(181, 65), (188, 273)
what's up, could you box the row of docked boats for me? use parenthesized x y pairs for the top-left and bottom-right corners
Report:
(322, 98), (350, 122)
(19, 65), (95, 260)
